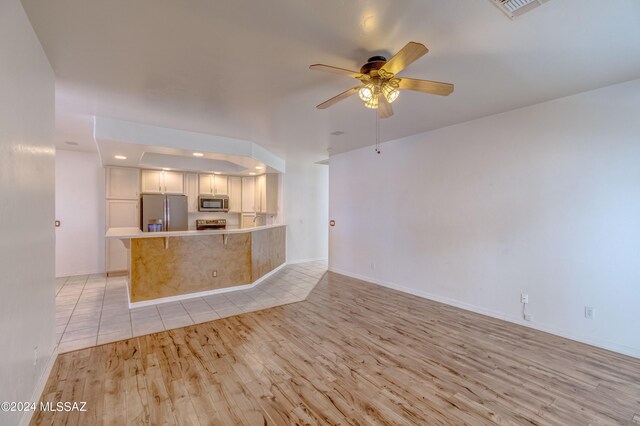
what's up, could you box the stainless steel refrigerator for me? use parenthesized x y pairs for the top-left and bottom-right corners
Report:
(140, 194), (188, 232)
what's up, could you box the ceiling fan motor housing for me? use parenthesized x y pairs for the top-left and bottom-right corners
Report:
(360, 56), (387, 75)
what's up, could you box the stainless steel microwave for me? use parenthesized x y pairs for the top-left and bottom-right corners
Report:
(198, 195), (229, 212)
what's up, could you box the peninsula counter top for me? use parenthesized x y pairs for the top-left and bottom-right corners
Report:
(106, 224), (286, 239)
(109, 224), (286, 305)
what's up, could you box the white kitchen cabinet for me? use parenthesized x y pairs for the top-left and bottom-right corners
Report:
(199, 174), (228, 195)
(199, 174), (213, 195)
(163, 171), (184, 194)
(106, 167), (139, 200)
(266, 174), (279, 214)
(228, 176), (242, 212)
(107, 199), (139, 227)
(256, 174), (267, 213)
(214, 175), (228, 195)
(241, 176), (256, 212)
(256, 174), (279, 214)
(242, 214), (256, 228)
(141, 170), (184, 194)
(106, 240), (129, 274)
(185, 173), (199, 213)
(106, 199), (138, 273)
(141, 170), (163, 193)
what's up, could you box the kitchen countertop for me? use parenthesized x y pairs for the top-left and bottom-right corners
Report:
(106, 224), (286, 239)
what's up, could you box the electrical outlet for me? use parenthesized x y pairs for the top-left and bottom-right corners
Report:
(521, 293), (529, 304)
(524, 314), (532, 321)
(585, 306), (595, 320)
(370, 263), (375, 270)
(212, 270), (218, 278)
(33, 347), (38, 367)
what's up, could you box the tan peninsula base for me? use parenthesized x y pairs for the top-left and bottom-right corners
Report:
(129, 226), (285, 303)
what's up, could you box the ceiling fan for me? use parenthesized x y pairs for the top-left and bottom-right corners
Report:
(310, 42), (454, 119)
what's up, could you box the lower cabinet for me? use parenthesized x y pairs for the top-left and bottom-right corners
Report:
(106, 239), (129, 274)
(106, 199), (138, 273)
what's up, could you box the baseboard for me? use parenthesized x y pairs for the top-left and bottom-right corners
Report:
(56, 269), (106, 278)
(328, 267), (640, 359)
(19, 344), (59, 426)
(129, 262), (288, 309)
(287, 257), (328, 265)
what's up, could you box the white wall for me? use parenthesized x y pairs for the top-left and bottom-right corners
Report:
(284, 162), (329, 263)
(55, 150), (106, 276)
(330, 78), (640, 358)
(0, 1), (56, 424)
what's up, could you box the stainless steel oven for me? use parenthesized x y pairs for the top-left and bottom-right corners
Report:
(198, 195), (229, 212)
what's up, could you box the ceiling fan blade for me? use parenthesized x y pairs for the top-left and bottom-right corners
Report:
(398, 78), (454, 96)
(316, 87), (360, 109)
(380, 42), (429, 75)
(309, 64), (363, 79)
(378, 94), (394, 119)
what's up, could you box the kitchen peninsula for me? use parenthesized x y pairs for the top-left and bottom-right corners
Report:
(106, 224), (285, 305)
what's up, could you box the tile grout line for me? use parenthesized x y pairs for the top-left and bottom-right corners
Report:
(54, 277), (72, 343)
(98, 278), (132, 342)
(55, 276), (69, 297)
(92, 276), (108, 344)
(179, 300), (197, 324)
(58, 275), (90, 345)
(202, 296), (230, 318)
(155, 304), (169, 331)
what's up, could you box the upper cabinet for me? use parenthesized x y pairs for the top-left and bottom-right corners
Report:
(199, 174), (228, 195)
(141, 170), (163, 193)
(241, 176), (256, 212)
(214, 175), (228, 195)
(163, 171), (184, 194)
(228, 176), (242, 212)
(108, 167), (277, 215)
(256, 174), (279, 214)
(141, 170), (184, 194)
(185, 173), (199, 213)
(256, 175), (267, 214)
(199, 174), (213, 195)
(106, 167), (139, 200)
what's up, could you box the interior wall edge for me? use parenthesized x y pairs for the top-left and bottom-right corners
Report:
(18, 346), (59, 426)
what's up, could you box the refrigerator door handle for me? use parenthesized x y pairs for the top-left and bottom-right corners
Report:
(164, 197), (170, 231)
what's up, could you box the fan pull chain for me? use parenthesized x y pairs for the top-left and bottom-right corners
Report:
(375, 110), (381, 154)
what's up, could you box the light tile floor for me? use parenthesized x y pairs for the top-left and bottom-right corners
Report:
(55, 260), (327, 353)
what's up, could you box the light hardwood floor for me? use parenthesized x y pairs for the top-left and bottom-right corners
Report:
(33, 272), (640, 425)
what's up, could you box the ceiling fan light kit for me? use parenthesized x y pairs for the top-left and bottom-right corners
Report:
(358, 85), (375, 102)
(310, 41), (454, 119)
(364, 95), (379, 109)
(381, 79), (400, 103)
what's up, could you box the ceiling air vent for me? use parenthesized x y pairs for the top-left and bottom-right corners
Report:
(490, 0), (550, 19)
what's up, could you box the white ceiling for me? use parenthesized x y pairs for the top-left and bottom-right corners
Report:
(22, 0), (640, 162)
(93, 116), (283, 174)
